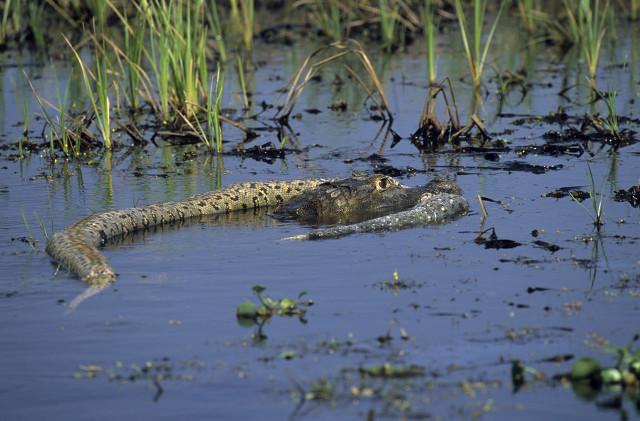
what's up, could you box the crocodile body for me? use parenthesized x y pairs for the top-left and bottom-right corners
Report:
(46, 175), (468, 287)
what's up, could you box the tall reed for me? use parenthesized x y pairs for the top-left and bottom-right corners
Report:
(423, 0), (437, 82)
(122, 10), (145, 111)
(379, 0), (399, 51)
(561, 0), (609, 80)
(144, 0), (208, 118)
(236, 56), (249, 110)
(206, 0), (227, 61)
(28, 2), (45, 51)
(307, 0), (345, 41)
(454, 0), (506, 87)
(211, 67), (225, 153)
(240, 0), (254, 50)
(517, 0), (536, 32)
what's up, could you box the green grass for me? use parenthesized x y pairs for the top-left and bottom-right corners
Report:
(236, 55), (249, 110)
(140, 0), (209, 119)
(240, 0), (255, 50)
(563, 0), (609, 80)
(206, 0), (227, 61)
(602, 90), (620, 139)
(1, 0), (22, 46)
(86, 0), (108, 30)
(65, 35), (112, 150)
(307, 0), (345, 41)
(423, 0), (437, 82)
(379, 0), (399, 51)
(211, 66), (225, 154)
(122, 9), (145, 111)
(454, 0), (507, 87)
(28, 2), (45, 51)
(570, 165), (606, 229)
(517, 0), (536, 32)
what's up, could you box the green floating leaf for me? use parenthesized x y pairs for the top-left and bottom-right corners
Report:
(571, 357), (602, 381)
(236, 300), (258, 319)
(279, 297), (297, 313)
(601, 368), (622, 384)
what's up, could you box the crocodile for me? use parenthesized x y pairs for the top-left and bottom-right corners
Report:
(46, 174), (468, 289)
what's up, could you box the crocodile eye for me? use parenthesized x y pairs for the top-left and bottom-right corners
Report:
(375, 176), (395, 191)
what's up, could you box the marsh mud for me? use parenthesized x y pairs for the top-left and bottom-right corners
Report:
(1, 15), (640, 421)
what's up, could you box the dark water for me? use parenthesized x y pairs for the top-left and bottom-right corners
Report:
(1, 25), (639, 420)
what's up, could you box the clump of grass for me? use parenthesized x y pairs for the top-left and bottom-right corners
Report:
(423, 0), (437, 83)
(65, 35), (112, 150)
(143, 0), (209, 119)
(206, 0), (227, 61)
(119, 8), (145, 111)
(304, 0), (346, 41)
(570, 165), (605, 229)
(1, 0), (22, 46)
(562, 0), (609, 80)
(602, 90), (620, 140)
(516, 0), (537, 32)
(454, 0), (507, 87)
(275, 39), (393, 124)
(178, 66), (225, 153)
(379, 0), (399, 51)
(27, 2), (46, 51)
(239, 0), (254, 50)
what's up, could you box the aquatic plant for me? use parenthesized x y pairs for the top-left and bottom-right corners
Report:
(210, 66), (225, 153)
(0, 0), (22, 46)
(236, 55), (249, 110)
(305, 0), (346, 41)
(27, 2), (45, 51)
(120, 8), (145, 111)
(570, 165), (605, 229)
(454, 0), (506, 87)
(65, 36), (112, 150)
(143, 0), (209, 118)
(239, 0), (254, 50)
(516, 0), (539, 32)
(569, 336), (640, 405)
(601, 90), (620, 140)
(379, 0), (399, 51)
(276, 40), (393, 123)
(562, 0), (609, 80)
(413, 77), (490, 148)
(236, 285), (312, 323)
(206, 0), (227, 61)
(423, 0), (437, 82)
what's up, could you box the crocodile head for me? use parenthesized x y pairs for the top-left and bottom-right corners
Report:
(276, 174), (461, 225)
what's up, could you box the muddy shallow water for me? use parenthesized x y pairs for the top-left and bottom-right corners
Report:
(1, 22), (640, 420)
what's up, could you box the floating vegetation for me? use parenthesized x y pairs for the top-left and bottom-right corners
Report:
(236, 285), (313, 341)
